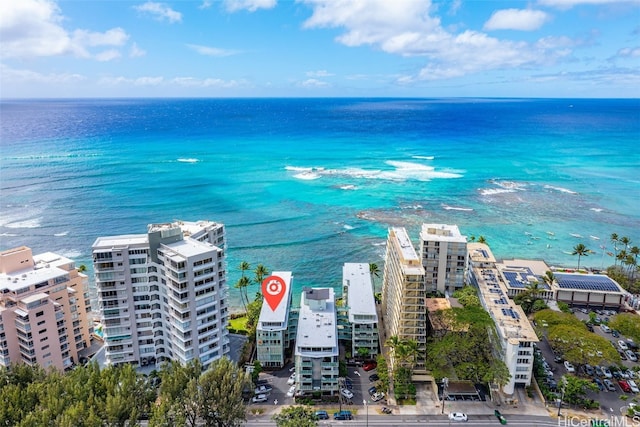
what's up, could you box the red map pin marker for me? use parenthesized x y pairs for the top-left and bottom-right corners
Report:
(262, 275), (286, 311)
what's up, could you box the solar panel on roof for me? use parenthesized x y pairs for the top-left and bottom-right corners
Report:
(555, 273), (620, 291)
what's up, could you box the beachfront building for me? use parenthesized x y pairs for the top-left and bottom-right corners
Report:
(92, 220), (229, 368)
(551, 272), (626, 310)
(419, 224), (467, 295)
(256, 271), (294, 368)
(0, 246), (93, 370)
(467, 243), (538, 395)
(381, 227), (427, 373)
(294, 287), (339, 396)
(342, 263), (379, 360)
(494, 259), (554, 301)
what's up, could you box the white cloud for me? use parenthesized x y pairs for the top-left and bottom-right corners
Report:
(224, 0), (277, 12)
(538, 0), (640, 9)
(300, 0), (571, 82)
(199, 1), (213, 9)
(300, 78), (330, 88)
(0, 63), (85, 84)
(134, 2), (182, 23)
(135, 76), (164, 85)
(186, 44), (240, 57)
(129, 43), (147, 58)
(483, 9), (550, 31)
(0, 0), (130, 60)
(94, 49), (121, 62)
(306, 70), (334, 77)
(615, 47), (640, 57)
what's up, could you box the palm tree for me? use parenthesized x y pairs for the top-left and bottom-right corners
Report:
(402, 339), (420, 372)
(616, 249), (628, 269)
(253, 264), (269, 286)
(572, 243), (589, 271)
(525, 280), (543, 300)
(369, 263), (380, 291)
(477, 236), (487, 244)
(610, 233), (619, 266)
(630, 246), (640, 280)
(620, 236), (632, 250)
(542, 270), (555, 290)
(234, 276), (250, 313)
(469, 235), (476, 242)
(385, 335), (402, 371)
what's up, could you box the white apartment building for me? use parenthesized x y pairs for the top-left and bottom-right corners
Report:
(419, 224), (467, 295)
(381, 227), (427, 373)
(0, 246), (93, 370)
(342, 263), (379, 360)
(295, 287), (339, 396)
(467, 243), (538, 395)
(256, 271), (294, 368)
(92, 220), (229, 368)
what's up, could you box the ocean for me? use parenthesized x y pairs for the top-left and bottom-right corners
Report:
(1, 98), (639, 309)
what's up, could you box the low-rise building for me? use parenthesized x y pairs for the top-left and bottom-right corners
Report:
(256, 272), (294, 368)
(0, 246), (92, 370)
(295, 287), (339, 396)
(342, 263), (379, 360)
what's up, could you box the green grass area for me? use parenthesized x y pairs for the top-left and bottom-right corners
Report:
(229, 315), (248, 332)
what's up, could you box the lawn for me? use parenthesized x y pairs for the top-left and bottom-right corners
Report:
(229, 315), (248, 332)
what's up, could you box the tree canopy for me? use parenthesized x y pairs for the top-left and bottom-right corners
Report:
(609, 313), (640, 342)
(272, 405), (318, 427)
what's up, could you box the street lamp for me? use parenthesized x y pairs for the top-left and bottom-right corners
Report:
(363, 400), (368, 427)
(441, 377), (449, 415)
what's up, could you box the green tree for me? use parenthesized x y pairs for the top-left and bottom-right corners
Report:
(562, 375), (599, 405)
(609, 313), (640, 342)
(254, 264), (269, 287)
(477, 235), (487, 244)
(572, 243), (589, 270)
(548, 325), (620, 366)
(234, 275), (251, 313)
(610, 233), (619, 266)
(272, 406), (318, 427)
(197, 357), (250, 427)
(369, 262), (380, 290)
(356, 347), (370, 360)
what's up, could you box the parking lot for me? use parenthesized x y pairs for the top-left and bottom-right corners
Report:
(536, 309), (639, 415)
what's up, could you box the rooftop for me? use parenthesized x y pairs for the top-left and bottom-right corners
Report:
(93, 234), (147, 249)
(420, 223), (467, 242)
(0, 251), (76, 293)
(554, 273), (623, 293)
(389, 227), (424, 276)
(258, 271), (293, 328)
(162, 237), (218, 259)
(296, 287), (338, 356)
(343, 263), (377, 322)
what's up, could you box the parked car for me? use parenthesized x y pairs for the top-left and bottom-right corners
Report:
(345, 377), (353, 389)
(252, 394), (269, 403)
(583, 364), (595, 377)
(628, 380), (640, 393)
(612, 330), (620, 338)
(334, 410), (353, 420)
(619, 350), (628, 360)
(381, 406), (392, 414)
(619, 340), (629, 351)
(593, 378), (604, 391)
(448, 412), (468, 422)
(600, 324), (611, 333)
(363, 361), (377, 371)
(369, 374), (379, 382)
(626, 370), (637, 379)
(603, 379), (617, 392)
(254, 385), (272, 395)
(286, 385), (296, 397)
(564, 361), (576, 373)
(368, 386), (377, 396)
(601, 367), (613, 379)
(554, 355), (564, 363)
(372, 391), (385, 402)
(287, 373), (296, 385)
(625, 350), (638, 362)
(619, 380), (632, 393)
(595, 366), (604, 377)
(314, 410), (329, 420)
(341, 388), (354, 399)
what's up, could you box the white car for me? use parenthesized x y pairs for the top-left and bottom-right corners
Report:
(600, 324), (611, 333)
(286, 385), (296, 397)
(626, 350), (638, 362)
(287, 373), (296, 385)
(564, 361), (575, 373)
(619, 340), (629, 351)
(252, 394), (268, 403)
(371, 391), (385, 402)
(341, 388), (354, 399)
(627, 380), (639, 393)
(601, 367), (613, 378)
(448, 412), (468, 422)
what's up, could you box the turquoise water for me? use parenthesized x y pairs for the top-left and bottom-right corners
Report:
(1, 98), (638, 308)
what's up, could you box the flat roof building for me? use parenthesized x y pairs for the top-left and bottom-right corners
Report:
(381, 227), (426, 373)
(256, 272), (294, 368)
(467, 243), (538, 395)
(342, 263), (379, 360)
(295, 287), (339, 396)
(92, 220), (229, 369)
(0, 246), (93, 370)
(419, 224), (467, 295)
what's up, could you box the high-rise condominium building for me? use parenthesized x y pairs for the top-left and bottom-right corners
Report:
(92, 220), (229, 368)
(342, 263), (379, 360)
(381, 227), (426, 372)
(256, 271), (294, 368)
(419, 224), (467, 295)
(0, 246), (92, 370)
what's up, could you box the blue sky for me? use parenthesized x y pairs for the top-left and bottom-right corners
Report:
(1, 0), (639, 98)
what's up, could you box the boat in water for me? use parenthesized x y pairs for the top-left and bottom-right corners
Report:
(570, 233), (583, 238)
(590, 235), (600, 240)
